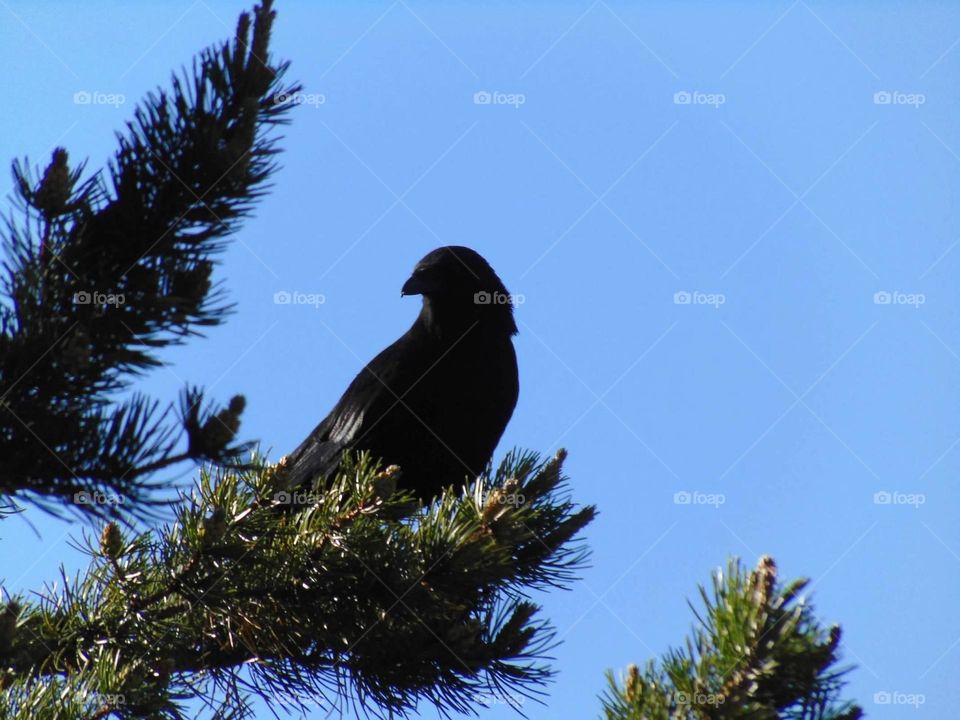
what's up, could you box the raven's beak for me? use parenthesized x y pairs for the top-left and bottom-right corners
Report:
(401, 273), (426, 297)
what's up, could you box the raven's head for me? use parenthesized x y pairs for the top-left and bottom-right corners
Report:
(402, 246), (518, 336)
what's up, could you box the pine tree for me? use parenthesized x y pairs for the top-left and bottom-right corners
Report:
(0, 451), (594, 718)
(0, 3), (596, 717)
(0, 0), (296, 521)
(600, 556), (863, 720)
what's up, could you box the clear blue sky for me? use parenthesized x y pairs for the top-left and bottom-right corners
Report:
(2, 1), (959, 718)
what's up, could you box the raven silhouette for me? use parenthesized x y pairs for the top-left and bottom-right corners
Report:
(284, 246), (519, 502)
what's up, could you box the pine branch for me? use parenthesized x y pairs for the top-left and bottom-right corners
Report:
(0, 0), (299, 520)
(600, 557), (863, 720)
(0, 449), (595, 719)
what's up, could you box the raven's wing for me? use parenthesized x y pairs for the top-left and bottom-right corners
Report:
(281, 414), (343, 490)
(283, 331), (419, 489)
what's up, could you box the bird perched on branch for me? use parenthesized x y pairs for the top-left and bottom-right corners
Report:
(284, 246), (519, 502)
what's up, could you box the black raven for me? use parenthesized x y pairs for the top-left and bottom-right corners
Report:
(284, 246), (519, 502)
